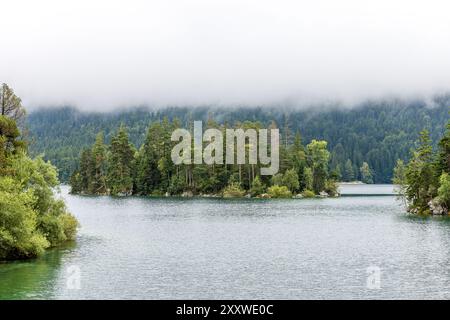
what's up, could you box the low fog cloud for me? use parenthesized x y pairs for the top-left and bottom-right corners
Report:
(1, 0), (450, 110)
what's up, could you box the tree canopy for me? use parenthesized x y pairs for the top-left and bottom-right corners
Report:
(27, 97), (450, 183)
(0, 85), (78, 261)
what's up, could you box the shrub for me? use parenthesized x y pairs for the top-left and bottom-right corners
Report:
(437, 172), (450, 207)
(250, 176), (265, 197)
(324, 180), (339, 197)
(282, 169), (300, 192)
(267, 185), (292, 198)
(1, 153), (79, 260)
(0, 177), (49, 260)
(223, 182), (245, 198)
(302, 189), (315, 198)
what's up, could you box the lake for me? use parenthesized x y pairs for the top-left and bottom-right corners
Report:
(1, 184), (450, 300)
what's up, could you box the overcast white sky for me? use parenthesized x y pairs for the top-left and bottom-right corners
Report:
(1, 0), (450, 110)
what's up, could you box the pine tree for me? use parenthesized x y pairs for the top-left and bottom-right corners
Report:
(436, 120), (450, 175)
(0, 83), (26, 122)
(135, 123), (162, 194)
(250, 176), (265, 196)
(306, 140), (330, 193)
(344, 159), (354, 182)
(107, 125), (135, 195)
(79, 148), (94, 192)
(90, 132), (107, 194)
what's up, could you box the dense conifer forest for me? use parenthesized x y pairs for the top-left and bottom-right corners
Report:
(68, 120), (339, 198)
(27, 96), (450, 184)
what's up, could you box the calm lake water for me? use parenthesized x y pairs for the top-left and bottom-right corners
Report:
(2, 184), (450, 300)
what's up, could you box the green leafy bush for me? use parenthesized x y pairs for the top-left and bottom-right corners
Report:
(267, 185), (292, 198)
(0, 177), (49, 260)
(324, 180), (339, 197)
(302, 189), (316, 198)
(250, 176), (265, 197)
(223, 182), (245, 198)
(437, 172), (450, 207)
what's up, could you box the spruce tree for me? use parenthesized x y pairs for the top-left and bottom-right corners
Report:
(107, 125), (135, 195)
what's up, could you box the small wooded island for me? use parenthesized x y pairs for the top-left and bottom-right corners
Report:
(68, 104), (450, 213)
(0, 83), (449, 263)
(69, 120), (342, 199)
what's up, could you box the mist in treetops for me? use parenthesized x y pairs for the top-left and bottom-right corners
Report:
(27, 94), (450, 185)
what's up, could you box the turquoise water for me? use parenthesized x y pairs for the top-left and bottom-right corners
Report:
(1, 185), (450, 299)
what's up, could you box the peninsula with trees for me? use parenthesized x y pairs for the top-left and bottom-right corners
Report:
(0, 84), (78, 261)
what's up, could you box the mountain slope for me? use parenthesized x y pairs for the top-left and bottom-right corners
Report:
(27, 97), (450, 183)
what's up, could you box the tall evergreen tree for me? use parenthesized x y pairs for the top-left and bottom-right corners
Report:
(107, 125), (135, 195)
(0, 83), (26, 122)
(344, 159), (355, 182)
(90, 132), (107, 194)
(135, 123), (163, 194)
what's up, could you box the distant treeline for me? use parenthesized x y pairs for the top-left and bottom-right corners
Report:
(27, 96), (450, 183)
(69, 119), (339, 198)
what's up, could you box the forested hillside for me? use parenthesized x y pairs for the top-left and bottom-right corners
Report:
(27, 96), (450, 183)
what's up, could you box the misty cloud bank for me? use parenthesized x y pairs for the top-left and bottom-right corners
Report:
(1, 0), (450, 111)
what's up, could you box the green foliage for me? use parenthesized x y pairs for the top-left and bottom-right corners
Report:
(404, 130), (437, 213)
(0, 83), (26, 122)
(302, 189), (316, 198)
(393, 159), (406, 185)
(90, 132), (107, 194)
(0, 115), (25, 171)
(344, 159), (355, 182)
(303, 167), (313, 191)
(27, 99), (450, 183)
(306, 140), (330, 193)
(223, 182), (245, 198)
(282, 168), (300, 192)
(437, 121), (450, 175)
(271, 173), (284, 186)
(359, 162), (373, 184)
(70, 118), (337, 197)
(0, 176), (49, 260)
(107, 126), (135, 195)
(0, 97), (78, 260)
(267, 185), (292, 198)
(167, 174), (187, 195)
(400, 123), (450, 214)
(437, 172), (450, 207)
(393, 159), (407, 198)
(8, 154), (78, 246)
(324, 180), (339, 197)
(250, 176), (265, 197)
(329, 166), (341, 181)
